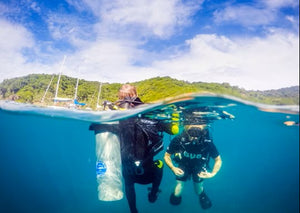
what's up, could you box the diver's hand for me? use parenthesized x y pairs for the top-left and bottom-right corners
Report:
(172, 167), (184, 177)
(198, 171), (215, 179)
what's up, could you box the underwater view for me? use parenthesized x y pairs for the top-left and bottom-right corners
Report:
(0, 94), (299, 213)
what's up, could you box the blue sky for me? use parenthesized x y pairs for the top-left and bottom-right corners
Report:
(0, 0), (299, 90)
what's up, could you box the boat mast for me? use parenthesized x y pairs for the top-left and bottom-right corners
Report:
(41, 74), (54, 103)
(74, 78), (79, 100)
(96, 82), (102, 108)
(54, 55), (67, 100)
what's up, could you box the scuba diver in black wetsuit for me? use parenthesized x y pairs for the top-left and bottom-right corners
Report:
(116, 84), (179, 213)
(164, 124), (222, 209)
(91, 84), (179, 213)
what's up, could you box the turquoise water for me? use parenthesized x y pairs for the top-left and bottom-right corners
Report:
(0, 96), (299, 213)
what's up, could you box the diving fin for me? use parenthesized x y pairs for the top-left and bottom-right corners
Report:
(199, 191), (212, 209)
(147, 187), (161, 203)
(170, 193), (182, 205)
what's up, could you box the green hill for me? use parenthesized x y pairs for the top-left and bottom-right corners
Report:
(0, 74), (298, 109)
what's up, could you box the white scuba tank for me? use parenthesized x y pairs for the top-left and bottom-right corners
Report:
(94, 123), (123, 201)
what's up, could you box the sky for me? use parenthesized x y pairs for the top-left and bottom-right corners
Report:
(0, 0), (299, 90)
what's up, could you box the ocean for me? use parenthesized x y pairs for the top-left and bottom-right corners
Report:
(0, 95), (299, 213)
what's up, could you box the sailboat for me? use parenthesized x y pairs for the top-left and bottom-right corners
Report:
(53, 55), (73, 104)
(41, 55), (85, 109)
(71, 77), (86, 109)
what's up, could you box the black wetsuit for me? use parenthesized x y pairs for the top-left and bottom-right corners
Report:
(119, 116), (166, 213)
(109, 97), (171, 213)
(166, 129), (219, 182)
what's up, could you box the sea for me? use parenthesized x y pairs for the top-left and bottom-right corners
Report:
(0, 94), (299, 213)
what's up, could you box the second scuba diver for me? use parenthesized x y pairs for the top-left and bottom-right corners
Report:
(164, 124), (222, 209)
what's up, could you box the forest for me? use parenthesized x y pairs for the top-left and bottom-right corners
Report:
(0, 74), (298, 109)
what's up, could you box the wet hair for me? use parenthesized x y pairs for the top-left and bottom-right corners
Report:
(118, 84), (137, 100)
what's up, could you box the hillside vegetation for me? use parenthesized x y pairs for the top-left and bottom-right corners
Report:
(0, 74), (298, 109)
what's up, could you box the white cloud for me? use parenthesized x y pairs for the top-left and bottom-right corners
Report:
(0, 19), (32, 51)
(262, 0), (299, 9)
(286, 15), (296, 23)
(0, 19), (70, 82)
(151, 31), (299, 90)
(0, 15), (155, 84)
(84, 0), (203, 38)
(213, 0), (299, 28)
(213, 5), (276, 27)
(63, 30), (299, 90)
(0, 1), (298, 91)
(0, 16), (298, 90)
(0, 19), (34, 80)
(30, 2), (41, 14)
(65, 0), (90, 12)
(46, 12), (95, 48)
(61, 38), (159, 83)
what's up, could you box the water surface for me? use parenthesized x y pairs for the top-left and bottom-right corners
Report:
(0, 95), (299, 213)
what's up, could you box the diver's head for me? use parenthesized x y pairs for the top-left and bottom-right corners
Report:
(187, 127), (203, 137)
(117, 84), (143, 109)
(185, 125), (208, 143)
(118, 84), (137, 100)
